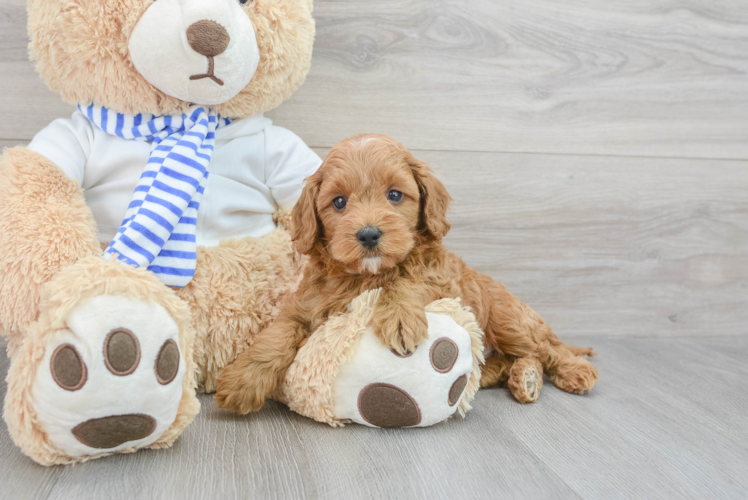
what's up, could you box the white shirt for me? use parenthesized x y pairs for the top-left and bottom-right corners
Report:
(28, 111), (321, 246)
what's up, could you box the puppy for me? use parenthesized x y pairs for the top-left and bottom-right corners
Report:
(215, 134), (598, 413)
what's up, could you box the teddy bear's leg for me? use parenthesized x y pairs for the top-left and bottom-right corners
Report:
(176, 223), (304, 393)
(3, 257), (200, 465)
(0, 149), (199, 465)
(0, 148), (100, 354)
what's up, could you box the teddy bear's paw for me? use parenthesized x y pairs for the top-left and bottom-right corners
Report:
(333, 313), (475, 428)
(32, 295), (185, 457)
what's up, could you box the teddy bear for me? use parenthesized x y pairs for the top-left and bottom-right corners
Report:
(0, 0), (318, 465)
(1, 0), (482, 466)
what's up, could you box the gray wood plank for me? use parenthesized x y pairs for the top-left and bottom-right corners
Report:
(313, 148), (748, 338)
(2, 1), (748, 159)
(274, 0), (748, 159)
(2, 336), (747, 499)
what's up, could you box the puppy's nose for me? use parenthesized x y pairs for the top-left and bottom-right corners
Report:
(357, 226), (382, 249)
(187, 20), (231, 57)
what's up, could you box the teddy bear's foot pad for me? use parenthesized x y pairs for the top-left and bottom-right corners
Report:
(358, 383), (422, 428)
(72, 414), (157, 449)
(336, 313), (474, 428)
(33, 295), (185, 458)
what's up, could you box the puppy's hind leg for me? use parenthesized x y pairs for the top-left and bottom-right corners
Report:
(215, 314), (307, 414)
(479, 354), (513, 388)
(507, 357), (543, 404)
(480, 353), (544, 403)
(544, 344), (598, 395)
(471, 274), (598, 397)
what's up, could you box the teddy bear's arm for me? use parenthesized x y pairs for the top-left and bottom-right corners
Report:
(26, 112), (94, 186)
(0, 147), (100, 353)
(263, 125), (322, 210)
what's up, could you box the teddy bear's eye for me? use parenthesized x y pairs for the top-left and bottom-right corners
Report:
(333, 196), (347, 211)
(387, 190), (403, 203)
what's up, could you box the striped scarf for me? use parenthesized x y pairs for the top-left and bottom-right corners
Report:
(81, 104), (231, 288)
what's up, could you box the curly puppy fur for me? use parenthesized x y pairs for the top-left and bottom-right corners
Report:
(216, 134), (599, 413)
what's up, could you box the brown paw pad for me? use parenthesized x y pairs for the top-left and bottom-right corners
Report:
(155, 339), (180, 385)
(448, 374), (468, 406)
(72, 414), (157, 449)
(430, 337), (459, 373)
(51, 344), (87, 391)
(358, 383), (422, 428)
(104, 328), (141, 376)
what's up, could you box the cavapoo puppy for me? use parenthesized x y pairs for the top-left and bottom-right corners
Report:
(215, 134), (598, 413)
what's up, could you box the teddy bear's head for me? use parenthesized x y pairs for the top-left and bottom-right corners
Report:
(27, 0), (315, 118)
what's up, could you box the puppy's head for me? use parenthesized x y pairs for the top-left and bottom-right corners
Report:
(292, 134), (451, 274)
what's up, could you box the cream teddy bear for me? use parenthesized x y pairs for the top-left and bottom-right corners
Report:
(1, 0), (480, 466)
(1, 0), (318, 465)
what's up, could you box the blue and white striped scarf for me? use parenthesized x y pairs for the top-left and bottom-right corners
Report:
(81, 104), (231, 288)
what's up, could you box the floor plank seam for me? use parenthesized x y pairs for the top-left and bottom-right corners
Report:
(306, 145), (748, 163)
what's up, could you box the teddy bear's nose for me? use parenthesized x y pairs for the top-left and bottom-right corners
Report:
(186, 20), (231, 57)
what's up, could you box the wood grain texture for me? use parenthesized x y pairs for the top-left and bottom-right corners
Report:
(1, 1), (748, 158)
(273, 0), (748, 159)
(2, 335), (747, 499)
(311, 148), (748, 338)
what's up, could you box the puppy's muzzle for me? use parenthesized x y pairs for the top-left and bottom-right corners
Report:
(357, 226), (382, 249)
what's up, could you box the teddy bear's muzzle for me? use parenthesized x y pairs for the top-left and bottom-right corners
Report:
(186, 20), (231, 86)
(129, 0), (259, 105)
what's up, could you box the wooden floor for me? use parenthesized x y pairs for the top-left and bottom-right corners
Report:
(2, 335), (747, 499)
(2, 0), (748, 498)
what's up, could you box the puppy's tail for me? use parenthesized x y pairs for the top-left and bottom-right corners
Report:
(562, 343), (597, 357)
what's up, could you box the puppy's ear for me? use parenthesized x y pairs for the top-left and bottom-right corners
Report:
(408, 156), (452, 240)
(291, 171), (323, 255)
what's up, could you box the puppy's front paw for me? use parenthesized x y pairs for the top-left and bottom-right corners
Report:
(373, 307), (428, 355)
(214, 357), (272, 414)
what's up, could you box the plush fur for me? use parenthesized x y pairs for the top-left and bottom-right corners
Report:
(179, 219), (306, 393)
(0, 147), (303, 465)
(0, 148), (101, 354)
(27, 0), (315, 117)
(1, 0), (315, 465)
(215, 135), (599, 413)
(4, 256), (200, 465)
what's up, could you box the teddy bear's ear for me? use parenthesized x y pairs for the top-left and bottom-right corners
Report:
(408, 156), (452, 240)
(291, 171), (323, 255)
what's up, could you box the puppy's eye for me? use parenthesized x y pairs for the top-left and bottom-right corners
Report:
(387, 190), (403, 203)
(239, 0), (251, 4)
(333, 196), (347, 211)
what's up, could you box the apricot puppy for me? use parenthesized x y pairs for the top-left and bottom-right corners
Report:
(215, 134), (598, 413)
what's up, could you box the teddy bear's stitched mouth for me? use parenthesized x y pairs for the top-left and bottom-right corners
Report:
(190, 56), (225, 86)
